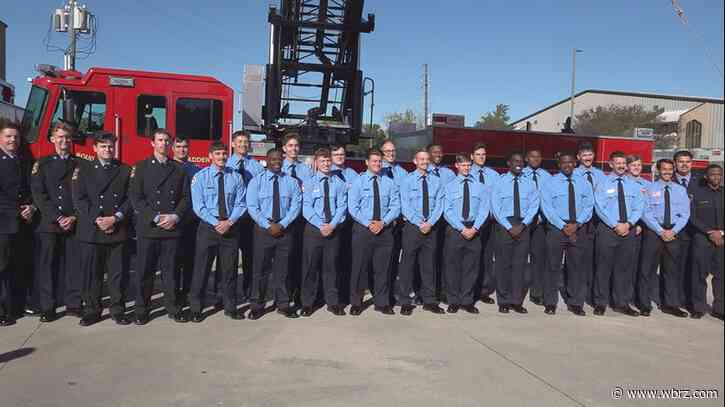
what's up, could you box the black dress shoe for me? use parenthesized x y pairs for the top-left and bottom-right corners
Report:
(544, 306), (556, 315)
(300, 307), (314, 317)
(65, 307), (83, 318)
(349, 305), (363, 316)
(639, 308), (652, 317)
(247, 309), (264, 320)
(79, 315), (101, 327)
(690, 311), (704, 319)
(662, 306), (688, 318)
(190, 312), (204, 323)
(168, 312), (189, 323)
(447, 304), (459, 314)
(612, 305), (639, 317)
(480, 296), (495, 305)
(567, 305), (586, 316)
(423, 303), (445, 314)
(530, 296), (544, 306)
(593, 306), (606, 316)
(224, 310), (245, 320)
(375, 306), (395, 315)
(327, 305), (346, 316)
(711, 311), (724, 321)
(134, 314), (150, 325)
(400, 305), (415, 316)
(512, 305), (528, 314)
(112, 314), (132, 325)
(0, 315), (16, 326)
(277, 308), (299, 318)
(24, 307), (40, 317)
(498, 305), (510, 314)
(462, 304), (479, 314)
(40, 310), (57, 323)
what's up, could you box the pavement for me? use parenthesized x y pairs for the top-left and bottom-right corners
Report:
(1, 296), (723, 407)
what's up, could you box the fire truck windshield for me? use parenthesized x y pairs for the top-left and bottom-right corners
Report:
(21, 85), (49, 143)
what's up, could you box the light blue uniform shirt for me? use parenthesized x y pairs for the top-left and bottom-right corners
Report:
(401, 170), (444, 226)
(594, 173), (645, 228)
(443, 174), (491, 232)
(522, 166), (553, 188)
(574, 165), (607, 190)
(491, 172), (540, 230)
(675, 172), (693, 189)
(303, 172), (347, 229)
(381, 161), (409, 186)
(642, 180), (690, 236)
(331, 164), (359, 190)
(348, 170), (401, 226)
(246, 170), (302, 229)
(191, 165), (246, 225)
(471, 164), (500, 186)
(428, 163), (456, 186)
(540, 172), (594, 230)
(226, 153), (265, 185)
(283, 158), (314, 187)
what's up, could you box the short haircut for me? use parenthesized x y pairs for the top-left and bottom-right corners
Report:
(414, 148), (429, 158)
(151, 128), (172, 141)
(507, 151), (523, 161)
(232, 130), (250, 141)
(267, 147), (282, 157)
(558, 151), (576, 161)
(208, 141), (227, 153)
(577, 141), (594, 153)
(282, 132), (300, 146)
(673, 150), (693, 160)
(706, 163), (722, 172)
(50, 120), (76, 136)
(526, 148), (542, 155)
(93, 132), (117, 145)
(455, 154), (471, 164)
(0, 118), (21, 133)
(656, 158), (674, 171)
(367, 148), (383, 160)
(426, 143), (442, 151)
(379, 139), (395, 150)
(330, 143), (346, 153)
(173, 136), (189, 145)
(609, 151), (626, 161)
(314, 148), (331, 159)
(472, 142), (487, 153)
(625, 154), (641, 165)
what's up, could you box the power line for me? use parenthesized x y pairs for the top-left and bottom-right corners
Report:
(670, 0), (724, 81)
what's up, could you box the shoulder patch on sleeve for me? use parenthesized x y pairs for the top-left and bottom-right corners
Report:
(31, 162), (39, 175)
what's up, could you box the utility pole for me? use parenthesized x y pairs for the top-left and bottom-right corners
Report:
(569, 48), (583, 128)
(423, 64), (429, 128)
(53, 0), (93, 70)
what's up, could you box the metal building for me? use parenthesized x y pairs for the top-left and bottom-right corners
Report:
(511, 89), (724, 150)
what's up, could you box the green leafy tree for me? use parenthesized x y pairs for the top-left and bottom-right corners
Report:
(384, 109), (421, 131)
(574, 104), (664, 137)
(475, 104), (511, 129)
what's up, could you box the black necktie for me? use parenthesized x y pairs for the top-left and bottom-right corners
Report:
(217, 172), (228, 220)
(462, 179), (470, 221)
(513, 176), (521, 220)
(680, 178), (687, 188)
(663, 185), (672, 229)
(532, 170), (539, 187)
(586, 171), (593, 186)
(323, 177), (332, 223)
(422, 175), (430, 221)
(272, 175), (281, 223)
(372, 176), (381, 221)
(434, 168), (440, 177)
(567, 176), (576, 223)
(290, 164), (297, 180)
(333, 169), (345, 182)
(617, 177), (628, 223)
(479, 169), (485, 184)
(384, 167), (394, 179)
(238, 159), (246, 182)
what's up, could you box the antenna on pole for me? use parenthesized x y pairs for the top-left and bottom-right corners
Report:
(423, 63), (429, 128)
(52, 0), (95, 70)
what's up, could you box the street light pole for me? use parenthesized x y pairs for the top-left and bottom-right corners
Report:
(569, 48), (583, 127)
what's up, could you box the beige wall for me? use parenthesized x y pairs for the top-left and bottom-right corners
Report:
(678, 103), (725, 149)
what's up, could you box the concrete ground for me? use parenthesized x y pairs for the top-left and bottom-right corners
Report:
(1, 294), (722, 407)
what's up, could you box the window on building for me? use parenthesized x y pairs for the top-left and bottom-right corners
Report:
(137, 95), (167, 137)
(51, 90), (107, 138)
(175, 98), (222, 140)
(685, 120), (702, 148)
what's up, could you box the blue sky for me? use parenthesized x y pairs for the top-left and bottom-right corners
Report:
(4, 0), (723, 127)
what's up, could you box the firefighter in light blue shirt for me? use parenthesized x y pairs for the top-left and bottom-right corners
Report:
(638, 159), (691, 318)
(246, 148), (302, 320)
(188, 141), (246, 323)
(397, 149), (446, 316)
(592, 151), (645, 317)
(347, 148), (401, 316)
(540, 152), (594, 316)
(626, 154), (653, 314)
(300, 148), (348, 317)
(491, 152), (540, 314)
(427, 143), (456, 185)
(442, 154), (491, 314)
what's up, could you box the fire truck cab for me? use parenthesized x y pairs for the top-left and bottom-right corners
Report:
(22, 65), (234, 165)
